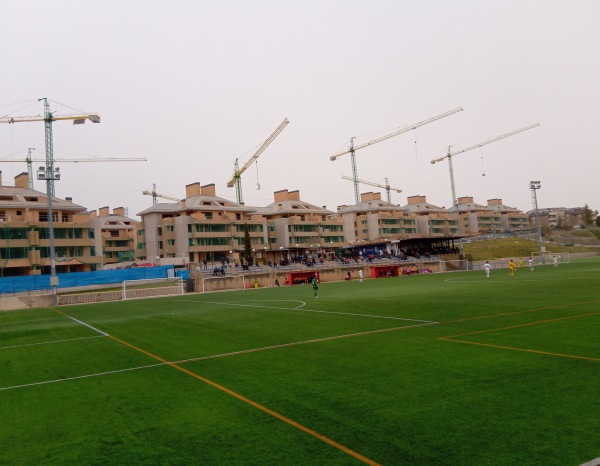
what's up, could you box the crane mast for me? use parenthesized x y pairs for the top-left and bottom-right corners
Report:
(341, 175), (402, 203)
(331, 107), (463, 204)
(227, 118), (289, 205)
(142, 184), (180, 204)
(430, 123), (540, 208)
(26, 148), (35, 189)
(0, 98), (101, 196)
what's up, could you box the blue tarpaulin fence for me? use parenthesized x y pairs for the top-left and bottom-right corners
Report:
(0, 266), (175, 294)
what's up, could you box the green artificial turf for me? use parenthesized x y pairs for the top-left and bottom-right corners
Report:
(1, 258), (599, 465)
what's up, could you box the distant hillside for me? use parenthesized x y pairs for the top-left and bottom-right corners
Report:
(462, 230), (599, 261)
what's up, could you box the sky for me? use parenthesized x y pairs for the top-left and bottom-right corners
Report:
(1, 1), (599, 220)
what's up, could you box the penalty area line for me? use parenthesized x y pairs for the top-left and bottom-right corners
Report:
(0, 320), (439, 392)
(0, 335), (105, 351)
(0, 362), (165, 392)
(171, 321), (440, 366)
(178, 299), (436, 323)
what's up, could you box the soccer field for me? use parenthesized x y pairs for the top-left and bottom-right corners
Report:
(2, 258), (599, 465)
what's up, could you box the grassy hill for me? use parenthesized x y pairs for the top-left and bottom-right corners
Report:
(462, 230), (599, 261)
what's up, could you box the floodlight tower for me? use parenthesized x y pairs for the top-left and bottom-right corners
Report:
(530, 180), (545, 264)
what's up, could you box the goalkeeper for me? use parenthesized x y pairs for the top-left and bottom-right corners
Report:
(311, 276), (319, 298)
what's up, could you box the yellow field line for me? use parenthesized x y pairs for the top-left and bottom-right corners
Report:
(440, 311), (600, 362)
(440, 338), (600, 363)
(441, 311), (600, 340)
(49, 307), (380, 464)
(109, 334), (381, 466)
(444, 298), (600, 324)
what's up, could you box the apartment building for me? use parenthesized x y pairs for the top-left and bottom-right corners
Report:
(485, 199), (531, 232)
(90, 206), (139, 267)
(336, 192), (418, 245)
(0, 172), (101, 276)
(401, 195), (461, 236)
(254, 189), (344, 261)
(456, 196), (503, 235)
(137, 182), (261, 265)
(529, 207), (594, 229)
(137, 185), (344, 265)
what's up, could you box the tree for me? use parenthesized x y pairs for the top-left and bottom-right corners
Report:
(584, 204), (594, 225)
(243, 223), (253, 266)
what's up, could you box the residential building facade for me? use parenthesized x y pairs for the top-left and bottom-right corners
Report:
(0, 172), (101, 276)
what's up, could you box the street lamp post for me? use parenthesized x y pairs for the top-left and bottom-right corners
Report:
(37, 165), (61, 306)
(529, 181), (545, 264)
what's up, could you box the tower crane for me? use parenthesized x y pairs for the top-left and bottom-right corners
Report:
(26, 148), (35, 188)
(227, 118), (289, 205)
(330, 107), (463, 204)
(142, 184), (180, 205)
(1, 155), (147, 190)
(430, 123), (540, 209)
(341, 175), (402, 203)
(0, 98), (99, 306)
(0, 98), (101, 196)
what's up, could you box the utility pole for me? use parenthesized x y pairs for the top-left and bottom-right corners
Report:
(530, 180), (545, 264)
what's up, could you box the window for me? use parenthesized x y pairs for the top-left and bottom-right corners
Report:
(39, 212), (58, 222)
(110, 231), (119, 237)
(0, 247), (28, 259)
(195, 224), (228, 233)
(0, 229), (27, 239)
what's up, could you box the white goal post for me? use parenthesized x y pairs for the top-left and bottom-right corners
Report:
(438, 259), (471, 272)
(531, 251), (570, 265)
(122, 277), (185, 300)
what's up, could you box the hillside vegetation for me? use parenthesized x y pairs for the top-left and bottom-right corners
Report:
(463, 229), (600, 261)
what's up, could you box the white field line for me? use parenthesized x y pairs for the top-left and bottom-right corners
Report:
(244, 299), (307, 309)
(0, 362), (164, 392)
(0, 320), (438, 392)
(580, 458), (600, 466)
(444, 269), (600, 284)
(0, 335), (106, 351)
(170, 321), (439, 364)
(179, 299), (437, 323)
(62, 315), (108, 336)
